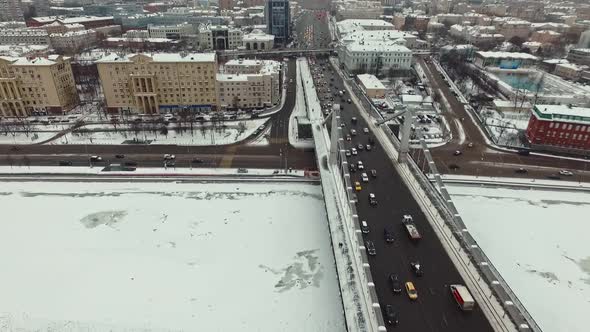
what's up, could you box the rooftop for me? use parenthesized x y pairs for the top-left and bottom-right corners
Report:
(96, 52), (216, 63)
(0, 54), (67, 66)
(337, 19), (394, 35)
(357, 74), (386, 90)
(533, 104), (590, 123)
(346, 41), (411, 53)
(476, 51), (538, 60)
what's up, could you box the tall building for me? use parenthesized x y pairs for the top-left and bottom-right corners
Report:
(96, 53), (218, 114)
(265, 0), (290, 46)
(0, 55), (78, 117)
(0, 0), (24, 22)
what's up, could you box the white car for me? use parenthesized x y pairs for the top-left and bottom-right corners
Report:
(361, 172), (369, 182)
(345, 150), (351, 157)
(559, 170), (574, 176)
(357, 161), (364, 170)
(164, 154), (176, 160)
(363, 127), (369, 134)
(351, 148), (358, 155)
(89, 155), (102, 162)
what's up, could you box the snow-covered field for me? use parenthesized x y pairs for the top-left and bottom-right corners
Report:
(48, 118), (268, 146)
(0, 181), (345, 331)
(480, 108), (529, 147)
(0, 131), (57, 144)
(446, 183), (590, 332)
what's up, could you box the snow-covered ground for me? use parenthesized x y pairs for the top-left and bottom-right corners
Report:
(0, 181), (345, 331)
(480, 108), (529, 147)
(0, 131), (57, 144)
(446, 183), (590, 332)
(48, 118), (268, 146)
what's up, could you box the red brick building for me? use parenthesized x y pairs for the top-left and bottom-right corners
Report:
(526, 104), (590, 151)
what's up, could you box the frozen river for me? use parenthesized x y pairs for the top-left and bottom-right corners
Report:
(0, 181), (345, 332)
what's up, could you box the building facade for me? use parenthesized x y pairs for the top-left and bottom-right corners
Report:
(554, 63), (586, 81)
(242, 29), (274, 50)
(357, 74), (385, 98)
(217, 59), (280, 109)
(474, 51), (538, 68)
(147, 23), (195, 39)
(96, 53), (218, 114)
(0, 28), (50, 45)
(265, 0), (289, 46)
(339, 42), (412, 74)
(0, 55), (78, 116)
(50, 30), (97, 54)
(0, 0), (24, 22)
(526, 104), (590, 151)
(567, 48), (590, 66)
(198, 24), (243, 50)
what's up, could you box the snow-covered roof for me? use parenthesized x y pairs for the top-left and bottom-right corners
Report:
(96, 52), (216, 63)
(216, 74), (249, 82)
(346, 42), (411, 53)
(0, 54), (67, 66)
(533, 104), (590, 124)
(476, 51), (538, 60)
(106, 37), (176, 43)
(337, 19), (394, 35)
(543, 58), (569, 64)
(357, 74), (385, 90)
(556, 63), (584, 71)
(401, 94), (423, 104)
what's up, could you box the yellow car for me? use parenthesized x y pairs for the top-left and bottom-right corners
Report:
(405, 282), (418, 300)
(355, 181), (362, 191)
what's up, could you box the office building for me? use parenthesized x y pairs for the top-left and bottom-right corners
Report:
(217, 59), (280, 109)
(0, 0), (24, 22)
(526, 104), (590, 151)
(0, 55), (78, 116)
(96, 53), (218, 114)
(265, 0), (290, 45)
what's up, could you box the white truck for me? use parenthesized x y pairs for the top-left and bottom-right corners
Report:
(401, 214), (421, 240)
(450, 284), (475, 311)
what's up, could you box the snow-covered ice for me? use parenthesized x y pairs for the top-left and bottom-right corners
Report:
(0, 181), (345, 331)
(446, 183), (590, 332)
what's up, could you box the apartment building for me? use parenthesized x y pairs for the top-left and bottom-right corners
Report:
(50, 30), (97, 54)
(567, 48), (590, 66)
(0, 55), (78, 117)
(474, 51), (538, 69)
(96, 53), (218, 114)
(243, 29), (274, 50)
(217, 59), (281, 110)
(0, 28), (50, 45)
(147, 23), (196, 39)
(198, 24), (243, 50)
(554, 63), (587, 81)
(531, 30), (561, 44)
(526, 104), (590, 151)
(339, 41), (412, 74)
(0, 0), (24, 22)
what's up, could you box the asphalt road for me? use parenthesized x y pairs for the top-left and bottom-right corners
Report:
(417, 56), (590, 181)
(313, 58), (494, 331)
(0, 59), (317, 171)
(294, 8), (332, 49)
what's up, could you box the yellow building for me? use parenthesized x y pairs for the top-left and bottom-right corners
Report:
(96, 53), (218, 114)
(0, 54), (78, 117)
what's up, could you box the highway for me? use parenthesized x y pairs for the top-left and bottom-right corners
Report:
(301, 9), (494, 329)
(417, 56), (590, 181)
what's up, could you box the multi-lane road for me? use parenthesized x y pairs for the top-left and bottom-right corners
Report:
(308, 55), (494, 330)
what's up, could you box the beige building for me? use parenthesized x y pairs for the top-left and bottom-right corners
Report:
(0, 55), (78, 117)
(217, 59), (281, 110)
(357, 74), (385, 98)
(96, 53), (218, 114)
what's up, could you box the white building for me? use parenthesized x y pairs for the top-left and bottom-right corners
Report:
(198, 24), (243, 50)
(49, 30), (97, 53)
(0, 28), (50, 45)
(337, 19), (395, 37)
(242, 29), (274, 50)
(334, 0), (384, 20)
(339, 41), (412, 74)
(340, 29), (418, 48)
(357, 74), (385, 98)
(217, 59), (281, 110)
(147, 23), (196, 39)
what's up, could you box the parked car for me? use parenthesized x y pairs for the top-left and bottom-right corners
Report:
(165, 161), (175, 167)
(515, 167), (528, 174)
(357, 161), (364, 170)
(361, 220), (369, 234)
(546, 174), (561, 180)
(164, 154), (175, 160)
(192, 158), (204, 164)
(355, 181), (362, 191)
(115, 154), (125, 159)
(124, 161), (138, 166)
(357, 144), (364, 151)
(517, 149), (530, 156)
(58, 160), (73, 166)
(371, 169), (377, 178)
(351, 117), (358, 124)
(346, 134), (352, 141)
(410, 261), (423, 277)
(559, 170), (574, 176)
(366, 240), (376, 256)
(89, 155), (102, 162)
(385, 305), (399, 326)
(361, 172), (369, 182)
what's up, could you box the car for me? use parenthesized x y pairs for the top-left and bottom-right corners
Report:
(449, 164), (460, 170)
(366, 144), (372, 151)
(346, 134), (352, 141)
(89, 155), (102, 162)
(384, 227), (395, 243)
(453, 150), (462, 156)
(468, 142), (474, 148)
(410, 261), (423, 277)
(405, 282), (418, 300)
(192, 158), (204, 164)
(350, 129), (357, 136)
(351, 117), (358, 124)
(366, 240), (376, 256)
(389, 274), (402, 293)
(385, 305), (399, 326)
(517, 149), (530, 156)
(363, 127), (369, 134)
(357, 161), (364, 170)
(124, 161), (138, 166)
(515, 167), (528, 174)
(165, 161), (175, 167)
(351, 148), (358, 155)
(361, 220), (369, 234)
(357, 144), (364, 151)
(371, 169), (377, 178)
(361, 172), (369, 182)
(355, 181), (362, 191)
(347, 98), (352, 103)
(369, 193), (377, 205)
(164, 154), (175, 160)
(58, 160), (72, 166)
(559, 170), (574, 176)
(115, 154), (125, 159)
(546, 174), (561, 180)
(349, 164), (357, 173)
(345, 150), (351, 157)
